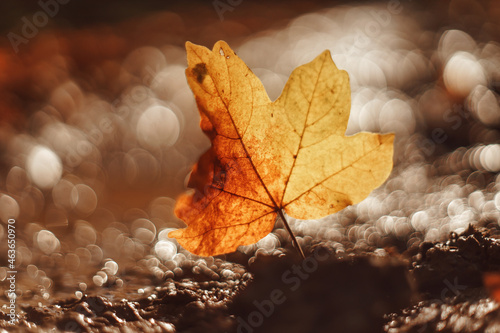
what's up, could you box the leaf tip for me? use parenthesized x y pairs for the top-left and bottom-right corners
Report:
(212, 40), (234, 60)
(185, 41), (198, 53)
(213, 40), (230, 50)
(321, 49), (333, 59)
(380, 132), (396, 145)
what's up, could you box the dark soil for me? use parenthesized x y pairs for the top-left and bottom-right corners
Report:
(4, 227), (500, 332)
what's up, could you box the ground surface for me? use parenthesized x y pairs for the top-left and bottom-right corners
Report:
(1, 1), (500, 332)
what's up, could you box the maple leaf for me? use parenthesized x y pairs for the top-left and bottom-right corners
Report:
(169, 41), (394, 257)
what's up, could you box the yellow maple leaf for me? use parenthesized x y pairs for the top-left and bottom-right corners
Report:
(169, 41), (394, 257)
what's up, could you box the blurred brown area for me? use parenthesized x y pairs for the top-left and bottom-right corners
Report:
(0, 0), (498, 138)
(0, 0), (339, 204)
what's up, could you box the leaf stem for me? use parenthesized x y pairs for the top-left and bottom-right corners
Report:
(277, 209), (305, 260)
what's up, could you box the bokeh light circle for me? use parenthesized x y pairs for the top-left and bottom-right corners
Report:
(136, 105), (180, 150)
(26, 145), (63, 190)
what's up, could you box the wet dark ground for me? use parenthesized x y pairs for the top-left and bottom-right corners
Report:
(5, 227), (500, 332)
(2, 1), (500, 332)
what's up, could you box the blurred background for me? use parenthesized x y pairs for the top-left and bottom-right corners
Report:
(1, 0), (500, 319)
